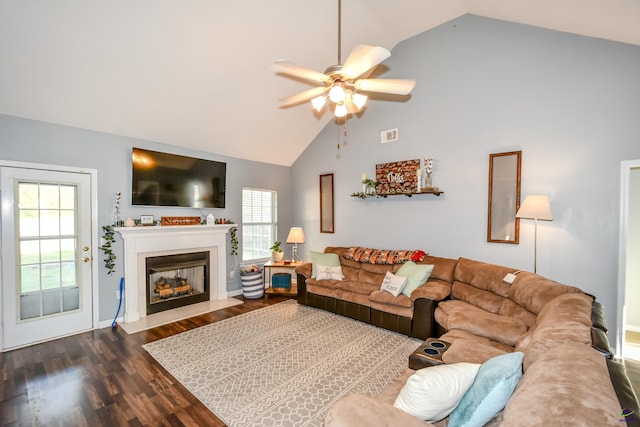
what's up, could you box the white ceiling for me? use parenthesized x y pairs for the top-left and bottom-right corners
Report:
(1, 0), (639, 166)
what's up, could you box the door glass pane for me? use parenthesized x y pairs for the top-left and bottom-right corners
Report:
(17, 181), (79, 321)
(60, 210), (75, 235)
(60, 186), (75, 210)
(61, 261), (77, 286)
(40, 210), (60, 236)
(39, 184), (59, 209)
(19, 210), (39, 237)
(21, 265), (40, 293)
(18, 183), (39, 209)
(41, 263), (61, 290)
(40, 239), (60, 263)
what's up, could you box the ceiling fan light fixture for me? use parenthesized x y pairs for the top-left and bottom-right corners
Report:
(352, 93), (368, 110)
(328, 84), (346, 103)
(334, 103), (348, 118)
(311, 95), (327, 112)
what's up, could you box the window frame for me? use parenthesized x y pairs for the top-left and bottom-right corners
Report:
(241, 187), (278, 262)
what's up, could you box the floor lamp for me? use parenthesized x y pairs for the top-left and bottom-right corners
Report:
(286, 227), (305, 262)
(516, 195), (553, 273)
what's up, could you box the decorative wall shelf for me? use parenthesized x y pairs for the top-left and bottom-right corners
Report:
(351, 189), (444, 198)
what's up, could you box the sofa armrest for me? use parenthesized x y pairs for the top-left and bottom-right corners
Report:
(295, 262), (312, 279)
(410, 280), (451, 302)
(325, 394), (431, 427)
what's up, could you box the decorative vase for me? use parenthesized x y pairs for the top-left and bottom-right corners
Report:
(272, 251), (284, 262)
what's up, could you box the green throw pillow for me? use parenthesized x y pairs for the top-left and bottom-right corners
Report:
(396, 261), (434, 296)
(311, 251), (341, 278)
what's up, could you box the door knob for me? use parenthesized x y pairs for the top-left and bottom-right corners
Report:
(83, 246), (89, 252)
(83, 256), (91, 263)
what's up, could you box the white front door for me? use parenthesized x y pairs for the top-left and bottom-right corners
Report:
(1, 165), (94, 350)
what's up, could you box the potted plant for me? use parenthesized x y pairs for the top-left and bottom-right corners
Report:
(270, 241), (284, 262)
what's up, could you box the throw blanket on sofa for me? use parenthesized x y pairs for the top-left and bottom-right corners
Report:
(342, 247), (426, 265)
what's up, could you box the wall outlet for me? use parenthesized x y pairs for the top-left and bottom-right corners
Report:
(229, 270), (235, 279)
(116, 289), (120, 300)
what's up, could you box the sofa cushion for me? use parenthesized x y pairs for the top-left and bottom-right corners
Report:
(451, 282), (536, 329)
(439, 329), (512, 365)
(508, 271), (582, 315)
(522, 292), (593, 370)
(311, 251), (341, 278)
(436, 300), (528, 347)
(449, 352), (524, 427)
(501, 342), (622, 427)
(393, 363), (481, 422)
(396, 262), (435, 296)
(335, 280), (379, 296)
(453, 258), (515, 298)
(325, 394), (431, 427)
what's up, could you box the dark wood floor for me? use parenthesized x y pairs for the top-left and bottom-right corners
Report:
(2, 296), (640, 426)
(1, 296), (290, 427)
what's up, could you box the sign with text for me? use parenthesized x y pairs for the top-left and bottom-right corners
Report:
(375, 159), (420, 194)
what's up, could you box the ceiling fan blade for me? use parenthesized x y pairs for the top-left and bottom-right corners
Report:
(341, 45), (391, 79)
(354, 78), (416, 95)
(279, 86), (328, 107)
(273, 60), (329, 84)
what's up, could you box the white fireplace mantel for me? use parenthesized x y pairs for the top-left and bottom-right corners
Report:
(115, 224), (234, 323)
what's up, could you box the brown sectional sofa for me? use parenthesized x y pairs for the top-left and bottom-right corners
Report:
(296, 247), (640, 426)
(295, 246), (457, 339)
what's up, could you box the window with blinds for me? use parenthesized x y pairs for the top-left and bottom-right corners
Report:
(242, 188), (277, 261)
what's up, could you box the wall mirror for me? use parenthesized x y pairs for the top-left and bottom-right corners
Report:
(487, 151), (521, 243)
(320, 173), (334, 233)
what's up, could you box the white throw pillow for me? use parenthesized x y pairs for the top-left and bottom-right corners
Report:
(380, 271), (408, 297)
(315, 264), (344, 281)
(393, 363), (481, 422)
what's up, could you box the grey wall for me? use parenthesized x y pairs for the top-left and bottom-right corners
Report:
(0, 114), (292, 323)
(291, 15), (640, 344)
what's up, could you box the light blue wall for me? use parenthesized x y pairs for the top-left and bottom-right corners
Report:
(0, 114), (292, 322)
(291, 15), (640, 341)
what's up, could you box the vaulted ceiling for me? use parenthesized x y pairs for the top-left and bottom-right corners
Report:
(1, 0), (639, 166)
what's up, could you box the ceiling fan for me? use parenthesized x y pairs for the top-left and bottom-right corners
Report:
(273, 0), (416, 118)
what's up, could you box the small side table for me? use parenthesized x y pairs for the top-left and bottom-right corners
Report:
(409, 338), (451, 370)
(263, 260), (303, 297)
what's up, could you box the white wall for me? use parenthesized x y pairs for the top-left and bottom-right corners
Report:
(291, 15), (640, 341)
(626, 167), (640, 331)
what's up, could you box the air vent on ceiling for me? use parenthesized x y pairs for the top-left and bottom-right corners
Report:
(381, 128), (398, 144)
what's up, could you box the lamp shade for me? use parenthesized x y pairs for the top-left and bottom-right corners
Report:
(516, 195), (553, 221)
(286, 227), (305, 244)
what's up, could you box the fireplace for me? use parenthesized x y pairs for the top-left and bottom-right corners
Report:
(115, 224), (233, 324)
(146, 251), (210, 315)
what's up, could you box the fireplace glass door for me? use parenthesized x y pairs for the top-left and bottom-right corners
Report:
(146, 251), (210, 315)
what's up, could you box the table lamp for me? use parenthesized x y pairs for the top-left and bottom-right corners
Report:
(286, 227), (305, 262)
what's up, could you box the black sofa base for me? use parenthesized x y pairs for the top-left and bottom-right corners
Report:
(298, 273), (437, 340)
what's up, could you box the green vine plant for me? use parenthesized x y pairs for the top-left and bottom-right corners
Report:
(229, 225), (238, 256)
(100, 225), (117, 275)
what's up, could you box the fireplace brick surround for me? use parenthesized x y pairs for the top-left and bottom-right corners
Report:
(115, 224), (234, 323)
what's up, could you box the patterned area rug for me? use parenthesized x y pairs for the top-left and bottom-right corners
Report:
(143, 300), (421, 426)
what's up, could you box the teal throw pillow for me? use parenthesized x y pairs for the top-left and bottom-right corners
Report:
(448, 351), (524, 427)
(310, 251), (341, 278)
(396, 261), (434, 296)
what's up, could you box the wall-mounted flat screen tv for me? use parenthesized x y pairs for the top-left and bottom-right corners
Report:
(131, 147), (226, 208)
